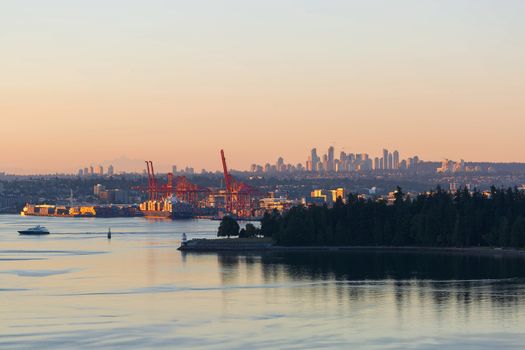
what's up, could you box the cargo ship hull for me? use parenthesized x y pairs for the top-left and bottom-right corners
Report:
(139, 196), (195, 219)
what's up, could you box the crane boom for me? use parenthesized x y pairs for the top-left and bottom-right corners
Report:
(220, 149), (231, 192)
(145, 161), (152, 200)
(149, 160), (158, 200)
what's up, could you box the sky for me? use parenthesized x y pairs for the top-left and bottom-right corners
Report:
(1, 0), (524, 174)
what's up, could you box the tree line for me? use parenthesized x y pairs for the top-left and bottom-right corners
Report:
(217, 216), (260, 238)
(259, 186), (525, 247)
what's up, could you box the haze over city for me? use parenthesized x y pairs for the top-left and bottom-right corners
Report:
(2, 0), (525, 174)
(4, 2), (525, 349)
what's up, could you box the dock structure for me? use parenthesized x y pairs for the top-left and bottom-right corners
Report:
(21, 204), (142, 218)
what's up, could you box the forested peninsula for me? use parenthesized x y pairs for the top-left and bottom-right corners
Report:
(259, 187), (525, 248)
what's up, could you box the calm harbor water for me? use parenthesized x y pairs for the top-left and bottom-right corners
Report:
(1, 214), (525, 349)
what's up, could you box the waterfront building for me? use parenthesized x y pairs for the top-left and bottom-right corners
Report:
(259, 197), (295, 212)
(330, 188), (345, 202)
(310, 189), (327, 202)
(94, 184), (105, 196)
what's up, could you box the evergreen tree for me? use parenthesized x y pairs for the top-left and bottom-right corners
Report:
(261, 186), (525, 248)
(217, 216), (240, 238)
(244, 223), (259, 238)
(260, 209), (281, 237)
(498, 217), (510, 247)
(510, 216), (525, 248)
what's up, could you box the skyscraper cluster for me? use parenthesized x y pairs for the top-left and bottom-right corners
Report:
(171, 165), (195, 175)
(306, 147), (419, 173)
(250, 158), (305, 174)
(249, 147), (420, 174)
(78, 165), (114, 177)
(306, 147), (375, 172)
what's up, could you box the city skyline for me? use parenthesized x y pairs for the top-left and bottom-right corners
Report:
(1, 143), (520, 176)
(2, 1), (525, 173)
(3, 2), (525, 348)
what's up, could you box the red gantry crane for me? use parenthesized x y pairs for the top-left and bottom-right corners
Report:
(220, 149), (260, 217)
(141, 156), (260, 218)
(143, 161), (210, 207)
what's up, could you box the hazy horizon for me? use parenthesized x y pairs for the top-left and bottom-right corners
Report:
(2, 0), (524, 174)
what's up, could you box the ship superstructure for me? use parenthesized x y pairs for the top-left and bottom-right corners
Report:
(139, 195), (194, 219)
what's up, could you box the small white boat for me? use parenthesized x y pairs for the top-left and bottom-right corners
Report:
(18, 225), (50, 235)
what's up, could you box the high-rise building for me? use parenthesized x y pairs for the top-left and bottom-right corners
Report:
(172, 165), (177, 174)
(97, 165), (104, 175)
(393, 151), (399, 169)
(89, 165), (94, 175)
(108, 165), (114, 176)
(387, 153), (393, 170)
(277, 157), (284, 172)
(78, 169), (83, 176)
(311, 148), (319, 173)
(306, 156), (312, 172)
(328, 146), (335, 172)
(382, 149), (388, 170)
(373, 157), (379, 170)
(339, 152), (347, 172)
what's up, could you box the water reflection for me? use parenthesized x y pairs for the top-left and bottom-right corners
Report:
(214, 251), (525, 317)
(3, 213), (525, 349)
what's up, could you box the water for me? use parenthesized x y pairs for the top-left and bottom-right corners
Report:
(1, 214), (525, 349)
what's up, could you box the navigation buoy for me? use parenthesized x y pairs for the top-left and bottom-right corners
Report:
(182, 232), (187, 246)
(107, 228), (112, 239)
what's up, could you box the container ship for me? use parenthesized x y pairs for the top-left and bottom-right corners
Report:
(139, 196), (194, 219)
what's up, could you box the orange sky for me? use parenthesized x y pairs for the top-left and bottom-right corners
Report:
(1, 1), (524, 174)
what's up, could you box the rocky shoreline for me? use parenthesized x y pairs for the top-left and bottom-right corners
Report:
(178, 238), (525, 257)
